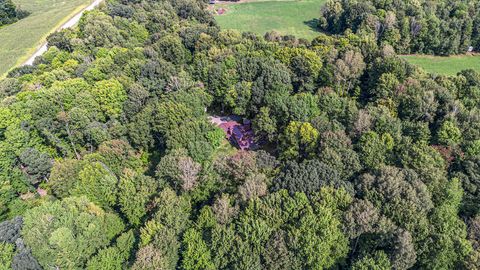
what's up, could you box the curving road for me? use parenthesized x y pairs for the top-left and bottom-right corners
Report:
(23, 0), (104, 66)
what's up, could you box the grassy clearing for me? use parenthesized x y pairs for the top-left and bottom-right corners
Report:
(214, 0), (326, 40)
(0, 0), (92, 77)
(401, 55), (480, 76)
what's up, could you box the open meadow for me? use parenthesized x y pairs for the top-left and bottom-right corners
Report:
(213, 1), (480, 75)
(0, 0), (92, 77)
(401, 55), (480, 76)
(213, 0), (326, 40)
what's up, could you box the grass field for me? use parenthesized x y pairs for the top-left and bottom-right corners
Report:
(214, 0), (326, 40)
(401, 55), (480, 76)
(0, 0), (92, 77)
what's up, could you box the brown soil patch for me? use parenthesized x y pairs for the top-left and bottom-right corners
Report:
(213, 0), (262, 4)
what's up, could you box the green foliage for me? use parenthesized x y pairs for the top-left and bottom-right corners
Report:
(118, 172), (157, 226)
(153, 188), (191, 233)
(74, 162), (118, 209)
(181, 228), (215, 270)
(0, 0), (19, 26)
(420, 178), (473, 268)
(11, 239), (42, 270)
(357, 167), (433, 240)
(437, 120), (462, 146)
(0, 242), (14, 270)
(357, 131), (393, 169)
(320, 0), (480, 55)
(90, 79), (127, 118)
(86, 230), (135, 270)
(21, 196), (124, 269)
(0, 216), (22, 243)
(281, 121), (319, 160)
(0, 0), (480, 269)
(166, 119), (222, 163)
(18, 148), (52, 185)
(254, 107), (277, 142)
(48, 159), (85, 198)
(156, 149), (202, 192)
(352, 251), (391, 270)
(273, 159), (349, 195)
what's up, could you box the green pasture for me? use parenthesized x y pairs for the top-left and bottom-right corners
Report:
(401, 55), (480, 76)
(214, 0), (326, 40)
(0, 0), (92, 77)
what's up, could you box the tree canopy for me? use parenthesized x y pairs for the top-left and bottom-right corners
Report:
(0, 0), (479, 268)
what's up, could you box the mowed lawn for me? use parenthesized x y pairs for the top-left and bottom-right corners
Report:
(0, 0), (92, 77)
(401, 55), (480, 76)
(214, 0), (326, 40)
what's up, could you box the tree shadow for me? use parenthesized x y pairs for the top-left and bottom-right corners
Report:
(303, 18), (321, 33)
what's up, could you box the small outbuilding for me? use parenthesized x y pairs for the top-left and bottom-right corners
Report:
(209, 0), (216, 4)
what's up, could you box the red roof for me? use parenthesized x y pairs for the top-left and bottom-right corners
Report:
(217, 120), (255, 150)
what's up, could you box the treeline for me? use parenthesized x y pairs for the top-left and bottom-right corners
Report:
(0, 0), (480, 269)
(319, 0), (480, 55)
(0, 0), (29, 27)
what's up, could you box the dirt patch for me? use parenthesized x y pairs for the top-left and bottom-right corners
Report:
(207, 5), (229, 15)
(212, 0), (263, 4)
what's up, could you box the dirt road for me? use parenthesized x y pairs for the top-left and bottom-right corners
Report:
(23, 0), (104, 66)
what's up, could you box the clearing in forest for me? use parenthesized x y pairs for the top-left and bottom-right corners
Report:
(0, 0), (93, 78)
(213, 0), (326, 40)
(401, 54), (480, 76)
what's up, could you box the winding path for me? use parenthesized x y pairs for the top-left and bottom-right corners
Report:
(23, 0), (104, 66)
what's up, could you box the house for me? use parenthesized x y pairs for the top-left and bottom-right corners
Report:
(213, 116), (257, 150)
(209, 0), (216, 4)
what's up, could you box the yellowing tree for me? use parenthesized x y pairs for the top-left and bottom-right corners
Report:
(90, 79), (127, 118)
(282, 121), (319, 159)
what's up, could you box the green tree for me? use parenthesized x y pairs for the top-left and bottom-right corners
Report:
(86, 230), (135, 270)
(273, 159), (349, 195)
(18, 148), (52, 185)
(357, 131), (393, 169)
(181, 228), (215, 270)
(11, 239), (41, 270)
(21, 196), (125, 269)
(0, 0), (18, 26)
(0, 242), (14, 270)
(89, 79), (127, 118)
(352, 251), (391, 270)
(254, 107), (278, 142)
(0, 216), (23, 243)
(281, 121), (319, 160)
(73, 162), (118, 209)
(48, 159), (85, 199)
(437, 120), (462, 146)
(419, 178), (473, 268)
(156, 149), (202, 192)
(357, 166), (433, 241)
(118, 171), (157, 226)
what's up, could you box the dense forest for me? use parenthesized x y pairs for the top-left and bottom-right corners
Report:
(1, 0), (480, 269)
(320, 0), (480, 55)
(0, 0), (28, 27)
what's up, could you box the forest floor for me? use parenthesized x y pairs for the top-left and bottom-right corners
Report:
(213, 0), (326, 40)
(401, 54), (480, 76)
(0, 0), (93, 78)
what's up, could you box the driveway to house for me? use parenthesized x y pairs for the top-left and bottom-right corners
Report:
(23, 0), (104, 66)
